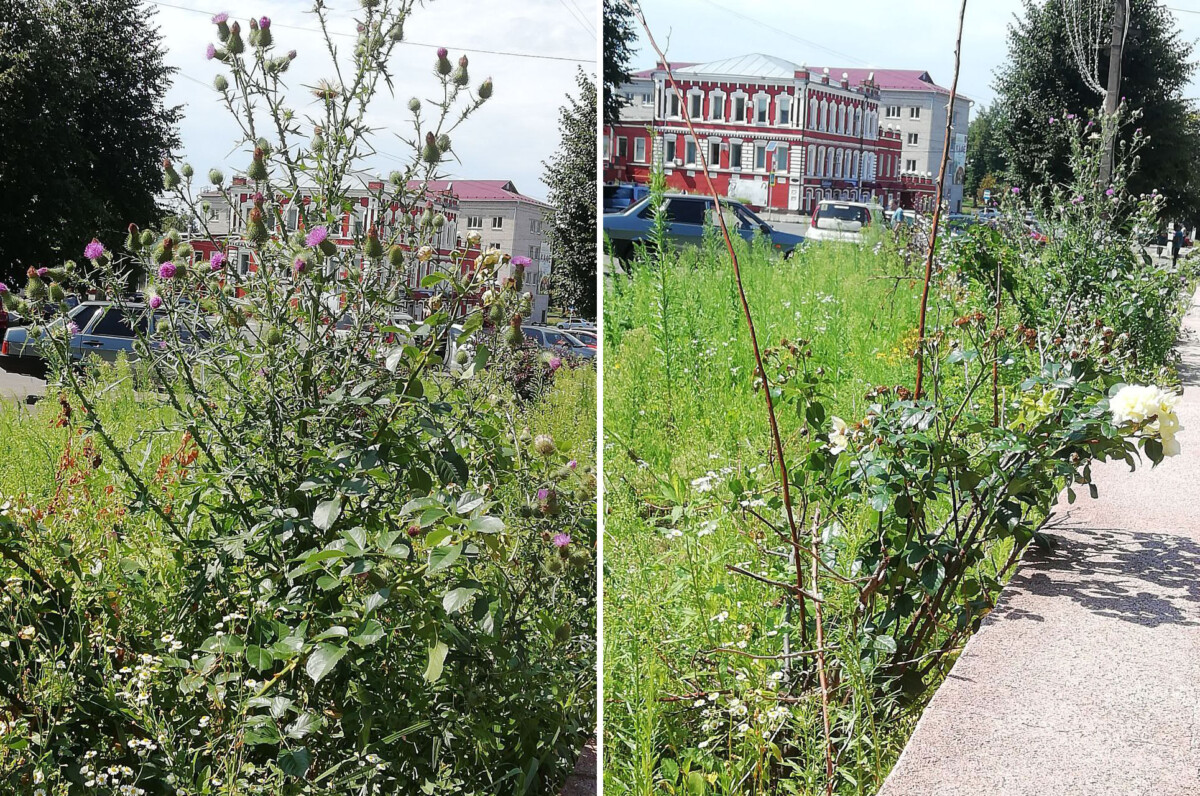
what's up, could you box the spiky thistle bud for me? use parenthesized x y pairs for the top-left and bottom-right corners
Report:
(452, 55), (469, 86)
(408, 97), (421, 113)
(181, 163), (194, 179)
(227, 20), (244, 54)
(209, 168), (224, 186)
(163, 158), (181, 190)
(388, 19), (403, 41)
(364, 226), (383, 259)
(248, 147), (269, 181)
(213, 12), (230, 42)
(388, 245), (404, 268)
(422, 132), (440, 164)
(435, 47), (452, 76)
(246, 207), (269, 244)
(256, 16), (272, 47)
(478, 77), (493, 100)
(214, 73), (229, 92)
(140, 229), (156, 248)
(436, 134), (451, 153)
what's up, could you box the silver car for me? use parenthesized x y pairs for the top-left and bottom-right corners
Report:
(1, 301), (168, 378)
(521, 325), (595, 360)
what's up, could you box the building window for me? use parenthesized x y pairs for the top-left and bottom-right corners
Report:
(665, 138), (677, 163)
(634, 137), (647, 162)
(734, 96), (746, 122)
(466, 216), (482, 229)
(685, 139), (697, 166)
(491, 216), (503, 229)
(529, 218), (542, 234)
(239, 252), (251, 276)
(806, 144), (815, 176)
(885, 105), (901, 118)
(729, 141), (742, 169)
(711, 92), (724, 121)
(778, 96), (791, 125)
(667, 91), (680, 118)
(287, 206), (299, 230)
(773, 146), (787, 172)
(528, 245), (540, 261)
(641, 92), (652, 105)
(907, 133), (919, 145)
(617, 137), (628, 158)
(755, 142), (767, 170)
(708, 140), (721, 168)
(689, 92), (702, 119)
(910, 106), (921, 119)
(756, 95), (769, 124)
(905, 159), (918, 172)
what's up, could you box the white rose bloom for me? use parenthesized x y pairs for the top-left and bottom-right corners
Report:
(829, 416), (850, 454)
(1111, 384), (1183, 456)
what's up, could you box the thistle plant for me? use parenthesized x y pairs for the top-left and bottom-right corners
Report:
(0, 4), (594, 794)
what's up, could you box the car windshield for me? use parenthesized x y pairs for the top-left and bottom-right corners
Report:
(542, 330), (580, 347)
(819, 204), (869, 223)
(572, 331), (597, 344)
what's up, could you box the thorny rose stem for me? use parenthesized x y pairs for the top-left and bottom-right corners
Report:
(622, 0), (811, 644)
(914, 0), (969, 400)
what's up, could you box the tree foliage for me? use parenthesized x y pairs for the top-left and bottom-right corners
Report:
(965, 103), (1007, 202)
(542, 69), (597, 319)
(603, 0), (637, 126)
(994, 0), (1200, 222)
(0, 0), (180, 281)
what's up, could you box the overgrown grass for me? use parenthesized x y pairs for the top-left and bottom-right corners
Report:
(603, 236), (929, 795)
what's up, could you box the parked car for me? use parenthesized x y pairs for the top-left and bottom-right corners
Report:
(557, 319), (596, 332)
(806, 200), (884, 243)
(603, 183), (650, 214)
(569, 329), (597, 349)
(1, 301), (179, 379)
(604, 193), (805, 264)
(522, 325), (595, 360)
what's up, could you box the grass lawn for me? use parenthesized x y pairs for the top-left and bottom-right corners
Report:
(603, 233), (935, 794)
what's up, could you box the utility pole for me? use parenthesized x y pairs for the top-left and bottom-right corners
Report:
(1100, 0), (1127, 184)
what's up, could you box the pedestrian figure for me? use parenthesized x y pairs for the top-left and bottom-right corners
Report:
(1172, 223), (1184, 266)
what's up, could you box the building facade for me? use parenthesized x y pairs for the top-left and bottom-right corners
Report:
(603, 55), (944, 215)
(188, 177), (552, 323)
(424, 180), (554, 321)
(838, 69), (973, 212)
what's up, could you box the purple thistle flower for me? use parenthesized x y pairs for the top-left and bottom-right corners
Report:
(1011, 187), (1020, 195)
(305, 226), (328, 247)
(212, 12), (228, 23)
(0, 283), (7, 294)
(66, 321), (80, 336)
(149, 295), (163, 309)
(210, 251), (226, 270)
(437, 47), (448, 58)
(158, 262), (177, 280)
(567, 459), (577, 470)
(1066, 113), (1075, 120)
(36, 268), (48, 277)
(294, 257), (307, 273)
(548, 356), (562, 371)
(206, 43), (216, 60)
(1071, 195), (1084, 204)
(1105, 188), (1115, 196)
(511, 255), (532, 267)
(1049, 117), (1056, 124)
(84, 239), (104, 260)
(552, 533), (571, 548)
(536, 488), (550, 502)
(259, 16), (270, 29)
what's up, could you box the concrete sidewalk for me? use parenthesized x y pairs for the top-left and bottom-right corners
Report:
(879, 289), (1200, 796)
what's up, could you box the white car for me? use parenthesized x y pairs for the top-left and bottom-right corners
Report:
(806, 200), (884, 244)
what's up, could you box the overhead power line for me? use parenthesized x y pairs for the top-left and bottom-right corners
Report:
(695, 0), (873, 67)
(149, 0), (593, 64)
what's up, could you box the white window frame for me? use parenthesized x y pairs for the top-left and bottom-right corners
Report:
(617, 136), (628, 158)
(754, 142), (767, 171)
(688, 89), (703, 120)
(754, 93), (770, 125)
(709, 90), (725, 121)
(466, 215), (482, 229)
(731, 91), (748, 123)
(707, 139), (721, 169)
(491, 216), (504, 230)
(634, 137), (647, 163)
(885, 105), (901, 119)
(729, 139), (743, 171)
(907, 132), (919, 146)
(910, 106), (921, 119)
(684, 138), (698, 167)
(777, 95), (792, 126)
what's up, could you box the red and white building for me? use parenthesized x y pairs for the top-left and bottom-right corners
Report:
(187, 177), (551, 322)
(604, 54), (940, 214)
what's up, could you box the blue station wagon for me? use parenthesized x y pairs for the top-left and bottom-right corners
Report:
(603, 193), (805, 265)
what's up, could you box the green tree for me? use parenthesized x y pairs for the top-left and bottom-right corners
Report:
(603, 0), (637, 126)
(542, 69), (597, 319)
(965, 104), (1006, 201)
(0, 0), (179, 281)
(994, 0), (1200, 220)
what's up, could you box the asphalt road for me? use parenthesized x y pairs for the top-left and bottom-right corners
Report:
(0, 365), (46, 403)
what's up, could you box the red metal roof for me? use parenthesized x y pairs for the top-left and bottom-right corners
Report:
(832, 68), (953, 95)
(414, 179), (549, 207)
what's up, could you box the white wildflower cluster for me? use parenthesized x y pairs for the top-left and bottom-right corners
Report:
(691, 466), (733, 493)
(828, 416), (850, 454)
(1110, 384), (1182, 456)
(116, 652), (163, 707)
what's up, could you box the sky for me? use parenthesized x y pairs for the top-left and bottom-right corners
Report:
(626, 0), (1200, 111)
(149, 0), (598, 202)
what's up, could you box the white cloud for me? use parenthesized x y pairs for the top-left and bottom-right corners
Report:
(154, 0), (597, 202)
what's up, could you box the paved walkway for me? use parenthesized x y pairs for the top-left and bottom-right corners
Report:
(559, 739), (596, 796)
(879, 288), (1200, 795)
